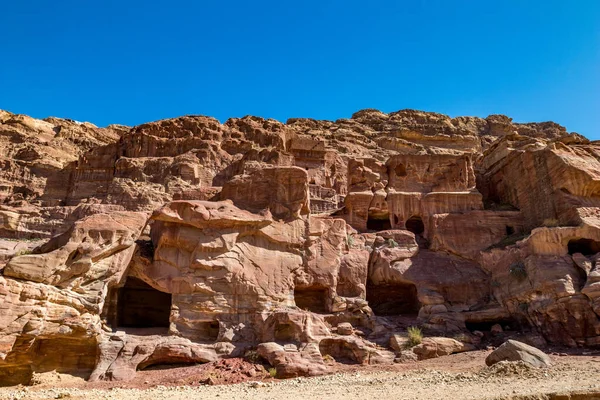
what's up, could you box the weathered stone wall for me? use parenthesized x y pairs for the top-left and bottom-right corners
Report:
(2, 107), (600, 385)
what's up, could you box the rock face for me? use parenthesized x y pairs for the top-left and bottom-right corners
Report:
(0, 107), (599, 385)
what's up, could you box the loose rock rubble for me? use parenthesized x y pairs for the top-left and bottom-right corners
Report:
(1, 352), (600, 400)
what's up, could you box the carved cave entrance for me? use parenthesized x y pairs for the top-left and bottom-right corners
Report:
(405, 216), (424, 235)
(195, 321), (220, 342)
(366, 282), (421, 316)
(367, 214), (391, 231)
(395, 163), (407, 177)
(294, 287), (328, 313)
(568, 238), (600, 256)
(117, 277), (172, 331)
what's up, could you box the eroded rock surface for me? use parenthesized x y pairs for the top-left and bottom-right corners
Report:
(485, 339), (552, 368)
(1, 107), (599, 385)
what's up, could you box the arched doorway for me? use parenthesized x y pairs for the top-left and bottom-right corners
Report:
(568, 238), (600, 256)
(294, 286), (328, 313)
(405, 216), (424, 235)
(117, 277), (172, 329)
(367, 213), (392, 231)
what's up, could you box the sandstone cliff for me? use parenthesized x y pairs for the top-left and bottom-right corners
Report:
(1, 107), (598, 385)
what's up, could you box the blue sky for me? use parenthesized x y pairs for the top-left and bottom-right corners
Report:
(1, 1), (598, 138)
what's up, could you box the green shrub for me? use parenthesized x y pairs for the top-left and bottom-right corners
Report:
(387, 238), (398, 248)
(14, 249), (32, 256)
(244, 350), (261, 364)
(268, 367), (277, 378)
(407, 326), (423, 347)
(322, 354), (335, 363)
(347, 234), (355, 247)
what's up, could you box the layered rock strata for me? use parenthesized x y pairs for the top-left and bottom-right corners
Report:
(1, 107), (598, 385)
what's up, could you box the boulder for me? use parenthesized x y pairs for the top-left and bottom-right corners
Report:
(256, 342), (326, 378)
(485, 340), (551, 368)
(389, 334), (410, 352)
(412, 337), (475, 360)
(337, 323), (353, 336)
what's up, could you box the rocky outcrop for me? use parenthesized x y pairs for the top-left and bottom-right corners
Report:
(0, 210), (146, 385)
(221, 166), (311, 220)
(1, 107), (599, 386)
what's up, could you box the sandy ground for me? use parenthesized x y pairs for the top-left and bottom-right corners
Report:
(2, 351), (600, 400)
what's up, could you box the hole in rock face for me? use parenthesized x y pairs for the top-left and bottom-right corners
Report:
(138, 361), (200, 371)
(395, 163), (407, 177)
(117, 277), (171, 329)
(560, 187), (572, 195)
(366, 282), (421, 316)
(405, 216), (424, 235)
(318, 338), (360, 364)
(568, 238), (600, 256)
(505, 226), (515, 235)
(294, 287), (328, 313)
(195, 321), (220, 342)
(135, 238), (155, 259)
(367, 215), (392, 231)
(465, 318), (522, 332)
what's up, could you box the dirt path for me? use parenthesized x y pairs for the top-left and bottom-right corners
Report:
(2, 351), (600, 400)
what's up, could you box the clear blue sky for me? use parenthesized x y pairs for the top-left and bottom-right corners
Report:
(1, 1), (599, 138)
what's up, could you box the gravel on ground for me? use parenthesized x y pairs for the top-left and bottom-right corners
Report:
(2, 350), (600, 400)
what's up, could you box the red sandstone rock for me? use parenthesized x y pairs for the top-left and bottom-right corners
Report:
(412, 337), (476, 360)
(1, 107), (600, 385)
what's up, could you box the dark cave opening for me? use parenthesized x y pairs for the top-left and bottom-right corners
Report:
(465, 318), (522, 332)
(367, 215), (392, 231)
(294, 287), (328, 313)
(567, 238), (600, 256)
(505, 225), (515, 235)
(117, 277), (172, 329)
(138, 360), (202, 371)
(405, 216), (424, 235)
(395, 163), (407, 177)
(196, 321), (220, 342)
(366, 282), (421, 316)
